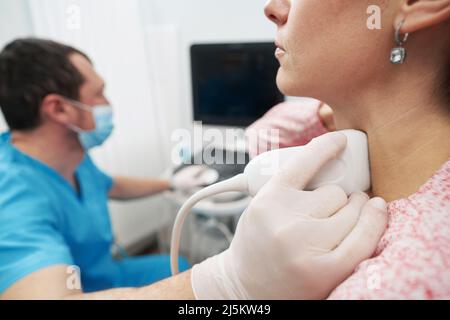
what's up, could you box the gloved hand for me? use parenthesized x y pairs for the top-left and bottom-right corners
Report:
(191, 132), (388, 300)
(170, 165), (219, 191)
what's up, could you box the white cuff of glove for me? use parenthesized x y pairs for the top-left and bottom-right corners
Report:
(191, 250), (250, 300)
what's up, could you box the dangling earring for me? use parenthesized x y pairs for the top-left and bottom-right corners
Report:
(390, 19), (409, 64)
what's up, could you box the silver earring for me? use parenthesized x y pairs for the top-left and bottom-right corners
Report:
(390, 20), (409, 64)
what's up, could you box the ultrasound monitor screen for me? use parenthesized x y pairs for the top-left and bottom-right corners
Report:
(191, 42), (284, 127)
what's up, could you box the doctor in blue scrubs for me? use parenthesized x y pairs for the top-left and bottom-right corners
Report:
(0, 38), (195, 296)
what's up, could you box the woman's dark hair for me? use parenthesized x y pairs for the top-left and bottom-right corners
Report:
(0, 38), (91, 130)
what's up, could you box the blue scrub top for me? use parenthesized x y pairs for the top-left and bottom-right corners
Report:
(0, 132), (123, 293)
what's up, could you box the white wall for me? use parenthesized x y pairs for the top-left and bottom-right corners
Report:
(139, 0), (275, 127)
(0, 0), (33, 132)
(0, 0), (32, 47)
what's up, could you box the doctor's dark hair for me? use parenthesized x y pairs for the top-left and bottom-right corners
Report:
(0, 38), (91, 130)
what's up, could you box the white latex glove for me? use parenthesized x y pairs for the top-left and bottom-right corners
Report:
(171, 165), (219, 191)
(191, 132), (388, 300)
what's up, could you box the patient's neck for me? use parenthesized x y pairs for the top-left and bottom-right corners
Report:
(332, 81), (450, 202)
(365, 106), (449, 202)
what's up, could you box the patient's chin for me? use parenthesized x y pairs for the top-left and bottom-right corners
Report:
(276, 73), (307, 97)
(276, 73), (293, 96)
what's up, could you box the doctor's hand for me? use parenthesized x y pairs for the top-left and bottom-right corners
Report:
(170, 165), (218, 191)
(191, 132), (388, 300)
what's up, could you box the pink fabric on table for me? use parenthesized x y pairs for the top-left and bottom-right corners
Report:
(329, 159), (450, 300)
(245, 100), (329, 158)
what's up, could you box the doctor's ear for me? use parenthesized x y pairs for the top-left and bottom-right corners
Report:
(396, 0), (450, 34)
(40, 94), (73, 125)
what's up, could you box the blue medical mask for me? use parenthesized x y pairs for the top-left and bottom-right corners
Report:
(65, 98), (114, 150)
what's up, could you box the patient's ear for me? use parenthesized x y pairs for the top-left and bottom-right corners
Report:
(395, 0), (450, 33)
